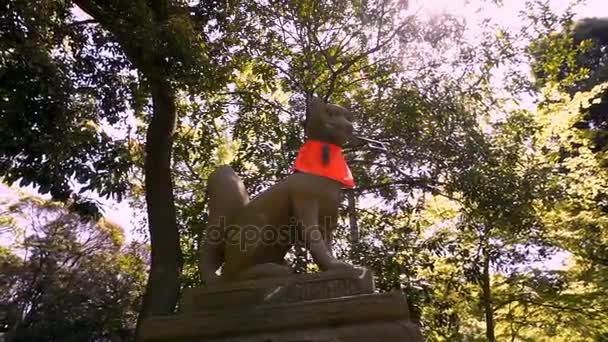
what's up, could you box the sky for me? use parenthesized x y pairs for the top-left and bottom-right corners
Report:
(415, 0), (607, 21)
(1, 0), (608, 266)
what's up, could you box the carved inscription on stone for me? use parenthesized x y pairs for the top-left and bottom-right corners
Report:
(285, 278), (359, 303)
(181, 268), (375, 312)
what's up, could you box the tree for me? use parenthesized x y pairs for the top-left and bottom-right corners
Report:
(525, 83), (608, 340)
(0, 0), (133, 217)
(7, 0), (608, 340)
(508, 4), (608, 339)
(528, 8), (608, 151)
(166, 0), (482, 286)
(0, 194), (147, 341)
(166, 3), (559, 340)
(0, 0), (246, 329)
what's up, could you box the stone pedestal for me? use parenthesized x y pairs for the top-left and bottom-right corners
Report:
(140, 268), (424, 341)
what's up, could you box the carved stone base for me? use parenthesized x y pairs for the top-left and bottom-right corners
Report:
(140, 269), (424, 342)
(181, 267), (375, 312)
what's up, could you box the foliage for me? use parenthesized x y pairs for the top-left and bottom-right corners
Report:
(524, 83), (608, 340)
(3, 0), (608, 341)
(0, 194), (147, 341)
(0, 0), (256, 323)
(0, 0), (134, 217)
(528, 7), (608, 151)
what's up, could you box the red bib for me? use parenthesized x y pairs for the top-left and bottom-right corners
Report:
(292, 140), (355, 188)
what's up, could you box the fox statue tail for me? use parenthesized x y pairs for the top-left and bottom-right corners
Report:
(199, 165), (249, 284)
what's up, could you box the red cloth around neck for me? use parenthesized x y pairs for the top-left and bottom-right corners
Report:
(292, 140), (355, 188)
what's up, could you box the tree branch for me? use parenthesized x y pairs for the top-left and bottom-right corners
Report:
(218, 91), (297, 118)
(348, 178), (432, 193)
(323, 20), (408, 100)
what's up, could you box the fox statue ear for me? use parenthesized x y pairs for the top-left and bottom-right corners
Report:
(304, 95), (325, 135)
(309, 96), (326, 116)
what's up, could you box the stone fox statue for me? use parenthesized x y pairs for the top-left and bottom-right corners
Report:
(199, 97), (356, 284)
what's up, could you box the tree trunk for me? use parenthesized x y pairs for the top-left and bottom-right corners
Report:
(135, 78), (181, 337)
(71, 1), (183, 336)
(482, 246), (495, 342)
